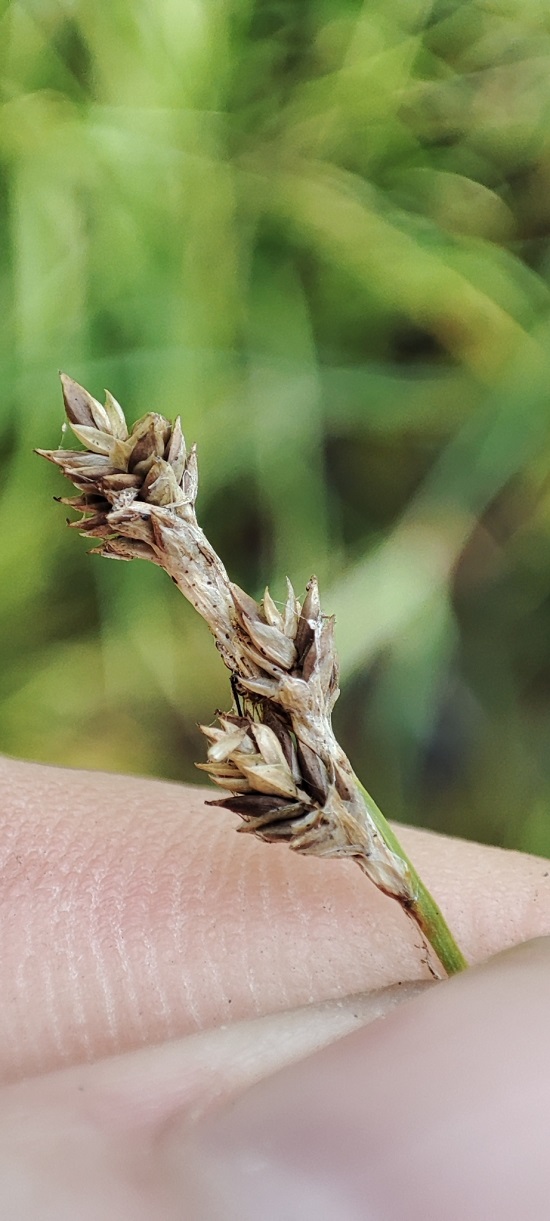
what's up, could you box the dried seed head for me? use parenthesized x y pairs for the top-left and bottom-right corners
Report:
(38, 374), (416, 909)
(37, 375), (198, 542)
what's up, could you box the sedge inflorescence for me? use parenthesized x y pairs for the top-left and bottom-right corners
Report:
(38, 375), (416, 906)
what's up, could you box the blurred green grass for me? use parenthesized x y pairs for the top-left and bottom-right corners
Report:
(3, 0), (550, 852)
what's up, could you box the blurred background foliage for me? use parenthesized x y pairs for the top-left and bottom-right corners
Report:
(3, 0), (550, 852)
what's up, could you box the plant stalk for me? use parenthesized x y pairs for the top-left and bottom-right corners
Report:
(354, 776), (468, 976)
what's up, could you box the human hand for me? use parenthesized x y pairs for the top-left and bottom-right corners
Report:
(1, 755), (549, 1218)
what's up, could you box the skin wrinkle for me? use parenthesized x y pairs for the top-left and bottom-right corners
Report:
(1, 756), (550, 1084)
(89, 860), (122, 1051)
(41, 955), (66, 1061)
(69, 858), (129, 1061)
(165, 870), (202, 1032)
(121, 820), (204, 1043)
(197, 823), (238, 1020)
(214, 839), (246, 1018)
(133, 855), (173, 1034)
(260, 849), (292, 1012)
(221, 818), (268, 1017)
(119, 853), (172, 1029)
(57, 870), (92, 1059)
(173, 815), (231, 1031)
(184, 816), (233, 1024)
(279, 843), (316, 1004)
(32, 870), (79, 1064)
(125, 836), (203, 1040)
(111, 883), (147, 1044)
(235, 834), (266, 1016)
(141, 926), (173, 1035)
(10, 896), (38, 1074)
(217, 830), (250, 1010)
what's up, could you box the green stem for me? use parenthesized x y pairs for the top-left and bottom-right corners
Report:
(354, 776), (468, 976)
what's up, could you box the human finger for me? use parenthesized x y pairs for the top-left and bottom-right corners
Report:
(175, 938), (550, 1220)
(1, 755), (549, 1081)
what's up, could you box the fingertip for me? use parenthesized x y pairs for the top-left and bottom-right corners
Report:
(176, 937), (550, 1220)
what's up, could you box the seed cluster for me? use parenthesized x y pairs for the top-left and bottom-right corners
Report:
(38, 375), (415, 904)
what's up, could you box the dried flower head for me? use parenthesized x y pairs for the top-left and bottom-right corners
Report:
(37, 374), (468, 977)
